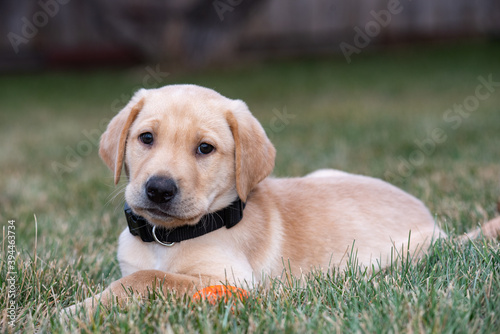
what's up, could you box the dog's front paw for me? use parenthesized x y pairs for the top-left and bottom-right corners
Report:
(59, 298), (98, 319)
(59, 303), (78, 323)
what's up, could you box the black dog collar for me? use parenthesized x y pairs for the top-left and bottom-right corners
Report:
(124, 198), (245, 246)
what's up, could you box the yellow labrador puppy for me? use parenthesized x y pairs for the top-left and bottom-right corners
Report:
(68, 84), (500, 313)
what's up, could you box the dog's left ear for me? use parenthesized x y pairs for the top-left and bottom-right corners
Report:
(226, 101), (276, 202)
(99, 91), (145, 185)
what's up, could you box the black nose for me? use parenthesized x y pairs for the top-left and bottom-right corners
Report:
(145, 176), (178, 204)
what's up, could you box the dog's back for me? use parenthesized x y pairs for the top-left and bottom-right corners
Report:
(246, 172), (444, 275)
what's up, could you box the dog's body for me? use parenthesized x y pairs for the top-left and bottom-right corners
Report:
(118, 172), (441, 284)
(67, 84), (500, 313)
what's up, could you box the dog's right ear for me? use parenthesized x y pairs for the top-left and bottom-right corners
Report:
(99, 91), (146, 185)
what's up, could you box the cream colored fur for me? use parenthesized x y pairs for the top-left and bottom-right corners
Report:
(65, 84), (500, 314)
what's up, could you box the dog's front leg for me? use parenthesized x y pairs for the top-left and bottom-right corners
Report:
(63, 269), (206, 315)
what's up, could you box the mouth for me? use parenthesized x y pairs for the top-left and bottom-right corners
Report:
(134, 205), (204, 228)
(136, 206), (172, 220)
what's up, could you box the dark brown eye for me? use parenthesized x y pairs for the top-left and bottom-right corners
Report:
(139, 132), (154, 145)
(197, 143), (214, 155)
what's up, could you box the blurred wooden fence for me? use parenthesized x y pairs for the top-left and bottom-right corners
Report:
(243, 0), (500, 53)
(1, 0), (499, 70)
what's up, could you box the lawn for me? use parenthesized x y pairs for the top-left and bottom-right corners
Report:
(1, 42), (500, 333)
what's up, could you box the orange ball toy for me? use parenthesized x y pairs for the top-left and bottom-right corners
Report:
(192, 285), (249, 304)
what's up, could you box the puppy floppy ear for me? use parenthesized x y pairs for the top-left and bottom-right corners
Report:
(226, 101), (276, 202)
(99, 91), (145, 185)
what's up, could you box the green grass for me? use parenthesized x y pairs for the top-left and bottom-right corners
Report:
(1, 42), (500, 333)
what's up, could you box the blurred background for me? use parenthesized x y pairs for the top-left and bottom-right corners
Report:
(1, 0), (500, 70)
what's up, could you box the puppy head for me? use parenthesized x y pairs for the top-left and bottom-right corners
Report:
(99, 84), (275, 228)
